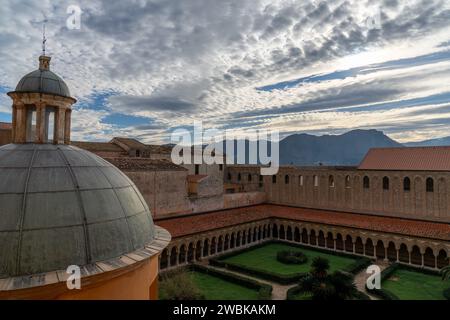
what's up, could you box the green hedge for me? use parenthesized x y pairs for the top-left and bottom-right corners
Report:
(211, 240), (371, 284)
(286, 285), (305, 300)
(276, 250), (308, 264)
(365, 263), (400, 300)
(287, 285), (371, 300)
(189, 264), (273, 300)
(209, 258), (307, 285)
(341, 257), (372, 275)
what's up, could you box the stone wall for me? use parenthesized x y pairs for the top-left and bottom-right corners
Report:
(123, 169), (265, 219)
(0, 129), (11, 146)
(227, 165), (450, 223)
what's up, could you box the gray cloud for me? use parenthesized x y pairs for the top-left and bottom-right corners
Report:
(1, 0), (450, 143)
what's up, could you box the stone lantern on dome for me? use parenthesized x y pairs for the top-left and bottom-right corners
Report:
(7, 55), (75, 145)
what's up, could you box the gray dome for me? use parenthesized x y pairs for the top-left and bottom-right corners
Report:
(15, 69), (71, 98)
(0, 143), (155, 278)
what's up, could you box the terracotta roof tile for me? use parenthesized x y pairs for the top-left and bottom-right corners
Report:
(358, 147), (450, 171)
(156, 204), (450, 241)
(105, 157), (186, 171)
(111, 137), (147, 150)
(0, 122), (12, 130)
(72, 141), (125, 153)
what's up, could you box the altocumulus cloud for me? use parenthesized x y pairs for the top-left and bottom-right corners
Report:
(0, 0), (449, 142)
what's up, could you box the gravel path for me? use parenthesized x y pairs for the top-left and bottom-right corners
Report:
(205, 264), (297, 300)
(353, 259), (390, 300)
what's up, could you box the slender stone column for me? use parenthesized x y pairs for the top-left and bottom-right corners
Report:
(54, 107), (66, 144)
(167, 252), (171, 268)
(396, 250), (399, 263)
(11, 104), (17, 142)
(64, 109), (72, 144)
(384, 247), (388, 262)
(35, 102), (46, 143)
(421, 254), (424, 267)
(14, 102), (26, 143)
(352, 242), (356, 254)
(192, 246), (197, 262)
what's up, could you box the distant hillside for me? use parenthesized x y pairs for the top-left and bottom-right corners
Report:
(404, 136), (450, 147)
(206, 129), (402, 166)
(279, 129), (402, 165)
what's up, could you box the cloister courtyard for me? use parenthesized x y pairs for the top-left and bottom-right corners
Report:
(159, 241), (450, 300)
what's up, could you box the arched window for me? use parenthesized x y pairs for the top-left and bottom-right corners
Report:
(313, 175), (319, 187)
(328, 175), (335, 187)
(272, 175), (277, 184)
(227, 173), (232, 181)
(345, 175), (351, 188)
(248, 174), (252, 182)
(426, 177), (434, 192)
(383, 176), (389, 190)
(285, 175), (289, 184)
(259, 175), (263, 182)
(299, 175), (304, 186)
(237, 173), (241, 181)
(403, 177), (411, 191)
(363, 176), (370, 189)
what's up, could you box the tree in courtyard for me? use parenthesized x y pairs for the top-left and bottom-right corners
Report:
(159, 270), (205, 300)
(296, 257), (357, 301)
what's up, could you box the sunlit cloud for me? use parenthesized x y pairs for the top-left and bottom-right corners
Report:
(0, 0), (450, 143)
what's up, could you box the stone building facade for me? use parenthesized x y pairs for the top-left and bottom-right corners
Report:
(227, 165), (450, 223)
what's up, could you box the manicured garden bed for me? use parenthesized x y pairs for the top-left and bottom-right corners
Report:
(210, 241), (369, 284)
(381, 267), (449, 300)
(159, 264), (272, 300)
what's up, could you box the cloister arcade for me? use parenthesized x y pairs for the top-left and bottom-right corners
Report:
(159, 219), (449, 271)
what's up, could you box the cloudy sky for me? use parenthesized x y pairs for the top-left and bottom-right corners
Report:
(1, 0), (450, 143)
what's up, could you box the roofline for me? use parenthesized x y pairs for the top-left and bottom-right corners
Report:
(7, 91), (77, 103)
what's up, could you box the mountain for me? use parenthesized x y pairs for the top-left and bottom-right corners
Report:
(404, 136), (450, 147)
(205, 129), (402, 166)
(278, 129), (402, 166)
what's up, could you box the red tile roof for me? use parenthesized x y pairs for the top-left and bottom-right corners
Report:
(358, 147), (450, 171)
(72, 141), (125, 153)
(156, 204), (450, 241)
(0, 122), (12, 130)
(105, 157), (186, 171)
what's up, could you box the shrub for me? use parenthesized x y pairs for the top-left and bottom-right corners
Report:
(352, 290), (371, 300)
(276, 250), (308, 265)
(159, 270), (205, 300)
(190, 264), (273, 300)
(443, 287), (450, 300)
(257, 286), (273, 300)
(342, 257), (372, 274)
(210, 258), (306, 284)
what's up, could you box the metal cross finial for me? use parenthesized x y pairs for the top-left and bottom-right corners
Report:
(42, 19), (47, 56)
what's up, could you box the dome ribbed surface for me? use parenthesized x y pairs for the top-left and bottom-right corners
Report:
(14, 69), (71, 98)
(0, 143), (155, 278)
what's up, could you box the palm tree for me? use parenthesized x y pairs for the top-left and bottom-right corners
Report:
(296, 257), (357, 301)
